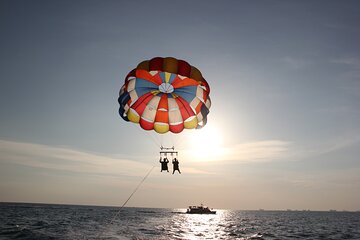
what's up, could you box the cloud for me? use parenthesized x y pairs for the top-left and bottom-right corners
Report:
(310, 134), (360, 157)
(225, 140), (291, 162)
(325, 23), (360, 33)
(0, 139), (150, 178)
(283, 168), (360, 189)
(331, 57), (360, 96)
(315, 105), (360, 114)
(282, 57), (311, 69)
(331, 57), (360, 80)
(332, 57), (360, 69)
(182, 140), (291, 163)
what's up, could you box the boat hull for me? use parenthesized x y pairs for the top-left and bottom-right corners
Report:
(186, 205), (216, 214)
(186, 211), (216, 214)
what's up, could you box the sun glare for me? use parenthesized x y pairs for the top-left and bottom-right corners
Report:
(186, 125), (226, 161)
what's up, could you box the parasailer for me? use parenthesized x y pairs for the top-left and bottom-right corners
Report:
(159, 156), (169, 172)
(172, 158), (181, 174)
(118, 57), (211, 169)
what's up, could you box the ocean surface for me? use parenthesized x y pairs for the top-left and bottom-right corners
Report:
(0, 203), (359, 240)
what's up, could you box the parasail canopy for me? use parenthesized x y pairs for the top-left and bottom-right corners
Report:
(118, 57), (211, 134)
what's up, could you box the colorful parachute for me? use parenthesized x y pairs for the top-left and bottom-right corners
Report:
(118, 57), (211, 134)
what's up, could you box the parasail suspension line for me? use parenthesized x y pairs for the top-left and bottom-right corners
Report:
(95, 165), (155, 240)
(132, 124), (160, 148)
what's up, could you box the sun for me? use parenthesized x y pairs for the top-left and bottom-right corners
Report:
(185, 124), (226, 161)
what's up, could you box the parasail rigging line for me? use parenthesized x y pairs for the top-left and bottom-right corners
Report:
(144, 130), (162, 148)
(95, 165), (155, 240)
(132, 123), (161, 148)
(172, 132), (187, 151)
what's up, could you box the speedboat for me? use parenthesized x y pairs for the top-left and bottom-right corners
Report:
(186, 204), (216, 214)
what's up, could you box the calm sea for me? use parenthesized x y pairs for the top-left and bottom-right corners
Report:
(0, 202), (359, 240)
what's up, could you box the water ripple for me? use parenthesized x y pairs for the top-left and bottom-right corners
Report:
(1, 203), (360, 239)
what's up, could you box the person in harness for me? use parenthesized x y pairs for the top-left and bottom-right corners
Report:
(172, 157), (181, 174)
(159, 157), (169, 172)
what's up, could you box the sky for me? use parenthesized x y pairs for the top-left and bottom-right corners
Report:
(1, 0), (360, 211)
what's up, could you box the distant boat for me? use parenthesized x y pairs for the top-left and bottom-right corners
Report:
(186, 204), (216, 214)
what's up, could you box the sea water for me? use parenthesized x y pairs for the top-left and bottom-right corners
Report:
(0, 203), (359, 240)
